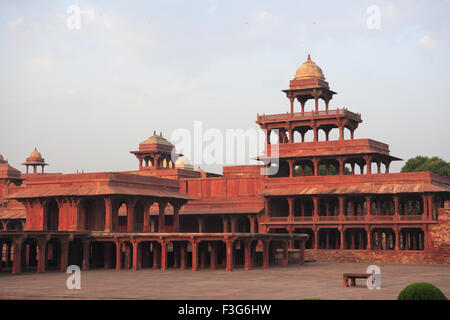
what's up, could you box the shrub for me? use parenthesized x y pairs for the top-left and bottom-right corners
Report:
(397, 282), (447, 300)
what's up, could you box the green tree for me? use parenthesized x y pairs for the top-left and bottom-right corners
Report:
(401, 156), (450, 177)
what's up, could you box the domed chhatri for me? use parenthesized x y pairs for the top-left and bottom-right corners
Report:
(0, 154), (4, 163)
(22, 147), (48, 174)
(28, 148), (44, 161)
(294, 54), (325, 81)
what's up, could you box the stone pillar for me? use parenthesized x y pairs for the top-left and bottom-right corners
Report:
(366, 196), (372, 219)
(81, 239), (90, 271)
(12, 238), (23, 275)
(244, 240), (251, 270)
(191, 240), (199, 271)
(104, 197), (113, 232)
(313, 159), (319, 176)
(288, 197), (294, 222)
(288, 159), (294, 177)
(60, 239), (69, 272)
(288, 128), (294, 143)
(312, 197), (319, 221)
(158, 201), (167, 232)
(339, 196), (345, 220)
(230, 216), (238, 233)
(340, 228), (344, 250)
(173, 204), (180, 232)
(222, 216), (229, 232)
(422, 194), (428, 219)
(225, 239), (234, 271)
(127, 200), (136, 233)
(339, 158), (344, 175)
(313, 228), (318, 249)
(115, 241), (121, 270)
(160, 240), (167, 271)
(365, 157), (372, 174)
(249, 216), (256, 233)
(37, 238), (47, 273)
(262, 240), (269, 269)
(366, 228), (372, 250)
(289, 98), (294, 114)
(394, 196), (399, 220)
(180, 243), (186, 270)
(210, 242), (217, 270)
(132, 240), (139, 271)
(143, 201), (151, 232)
(339, 126), (344, 141)
(282, 241), (288, 267)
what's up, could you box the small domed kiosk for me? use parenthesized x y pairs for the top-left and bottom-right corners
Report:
(22, 148), (48, 174)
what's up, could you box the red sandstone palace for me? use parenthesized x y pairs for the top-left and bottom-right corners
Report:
(0, 56), (449, 275)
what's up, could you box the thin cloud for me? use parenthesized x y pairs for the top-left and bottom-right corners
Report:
(27, 57), (55, 74)
(6, 17), (23, 29)
(417, 34), (436, 49)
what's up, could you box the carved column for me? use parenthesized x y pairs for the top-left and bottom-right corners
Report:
(158, 200), (167, 232)
(191, 240), (199, 271)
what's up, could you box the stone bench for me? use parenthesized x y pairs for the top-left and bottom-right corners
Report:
(343, 273), (371, 287)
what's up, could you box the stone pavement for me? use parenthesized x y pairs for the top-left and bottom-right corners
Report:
(0, 262), (449, 300)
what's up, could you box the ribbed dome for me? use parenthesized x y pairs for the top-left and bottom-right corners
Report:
(175, 155), (193, 170)
(294, 54), (325, 80)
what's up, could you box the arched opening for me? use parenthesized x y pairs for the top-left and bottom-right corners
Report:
(45, 200), (59, 231)
(179, 215), (199, 232)
(268, 159), (290, 178)
(344, 228), (367, 249)
(294, 160), (315, 176)
(303, 129), (314, 142)
(294, 228), (313, 249)
(68, 238), (83, 268)
(120, 241), (133, 269)
(203, 216), (222, 233)
(46, 238), (61, 270)
(236, 216), (250, 232)
(294, 197), (313, 217)
(20, 238), (38, 272)
(80, 198), (105, 231)
(117, 202), (128, 232)
(89, 241), (116, 269)
(133, 200), (147, 232)
(371, 228), (395, 250)
(318, 228), (340, 249)
(399, 228), (424, 250)
(6, 220), (23, 231)
(164, 203), (174, 232)
(269, 197), (289, 218)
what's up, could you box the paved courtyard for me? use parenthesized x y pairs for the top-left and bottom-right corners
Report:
(0, 262), (449, 300)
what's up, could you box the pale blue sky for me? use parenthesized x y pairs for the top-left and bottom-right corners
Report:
(0, 0), (449, 174)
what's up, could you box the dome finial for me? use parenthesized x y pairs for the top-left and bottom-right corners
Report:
(307, 54), (311, 61)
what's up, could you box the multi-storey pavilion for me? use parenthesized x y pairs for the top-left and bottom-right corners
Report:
(0, 55), (449, 276)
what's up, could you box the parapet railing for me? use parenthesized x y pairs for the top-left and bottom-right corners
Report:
(256, 108), (362, 123)
(268, 214), (427, 222)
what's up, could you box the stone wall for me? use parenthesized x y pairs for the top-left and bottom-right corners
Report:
(305, 201), (450, 265)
